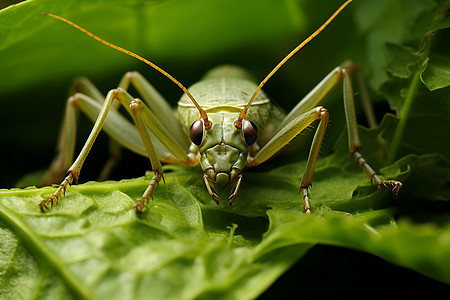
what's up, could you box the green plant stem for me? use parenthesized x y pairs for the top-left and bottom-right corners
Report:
(388, 70), (421, 164)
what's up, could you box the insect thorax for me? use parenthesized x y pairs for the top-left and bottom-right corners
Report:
(177, 65), (273, 131)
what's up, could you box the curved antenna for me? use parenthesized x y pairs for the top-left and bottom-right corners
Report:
(42, 13), (212, 129)
(235, 0), (353, 129)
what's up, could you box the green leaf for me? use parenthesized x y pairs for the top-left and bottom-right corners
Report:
(419, 4), (450, 92)
(421, 55), (450, 91)
(352, 0), (438, 88)
(3, 113), (450, 298)
(375, 0), (450, 163)
(385, 43), (421, 79)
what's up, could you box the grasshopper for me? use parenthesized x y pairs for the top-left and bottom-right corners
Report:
(39, 0), (401, 214)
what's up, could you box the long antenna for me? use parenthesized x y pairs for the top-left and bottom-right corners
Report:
(42, 12), (212, 129)
(235, 0), (353, 129)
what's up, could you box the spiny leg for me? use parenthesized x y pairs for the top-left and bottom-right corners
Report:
(299, 108), (329, 214)
(133, 170), (164, 213)
(129, 99), (164, 213)
(40, 89), (120, 211)
(283, 64), (401, 211)
(352, 152), (402, 195)
(39, 172), (76, 212)
(250, 64), (402, 213)
(341, 68), (402, 194)
(39, 87), (184, 211)
(42, 72), (181, 187)
(99, 70), (184, 180)
(126, 95), (198, 213)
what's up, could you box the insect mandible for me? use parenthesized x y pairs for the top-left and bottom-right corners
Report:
(39, 0), (402, 214)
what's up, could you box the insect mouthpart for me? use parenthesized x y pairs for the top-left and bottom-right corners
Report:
(203, 168), (243, 206)
(200, 143), (247, 205)
(204, 166), (242, 188)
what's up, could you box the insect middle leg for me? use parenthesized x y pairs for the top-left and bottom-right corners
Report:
(249, 63), (402, 213)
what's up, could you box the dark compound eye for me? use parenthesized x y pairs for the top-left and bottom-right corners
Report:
(189, 120), (204, 146)
(243, 120), (258, 146)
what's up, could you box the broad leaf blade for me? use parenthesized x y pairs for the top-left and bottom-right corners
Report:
(3, 113), (450, 298)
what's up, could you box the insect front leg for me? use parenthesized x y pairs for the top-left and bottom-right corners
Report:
(117, 91), (199, 213)
(39, 86), (196, 213)
(248, 107), (329, 213)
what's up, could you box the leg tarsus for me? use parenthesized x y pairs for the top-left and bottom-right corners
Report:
(39, 171), (76, 212)
(378, 180), (403, 196)
(300, 187), (312, 214)
(134, 171), (163, 214)
(352, 151), (402, 196)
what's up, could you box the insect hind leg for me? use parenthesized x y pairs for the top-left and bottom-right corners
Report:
(341, 66), (402, 196)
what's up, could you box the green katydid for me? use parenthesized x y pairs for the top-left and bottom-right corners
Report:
(39, 0), (401, 214)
